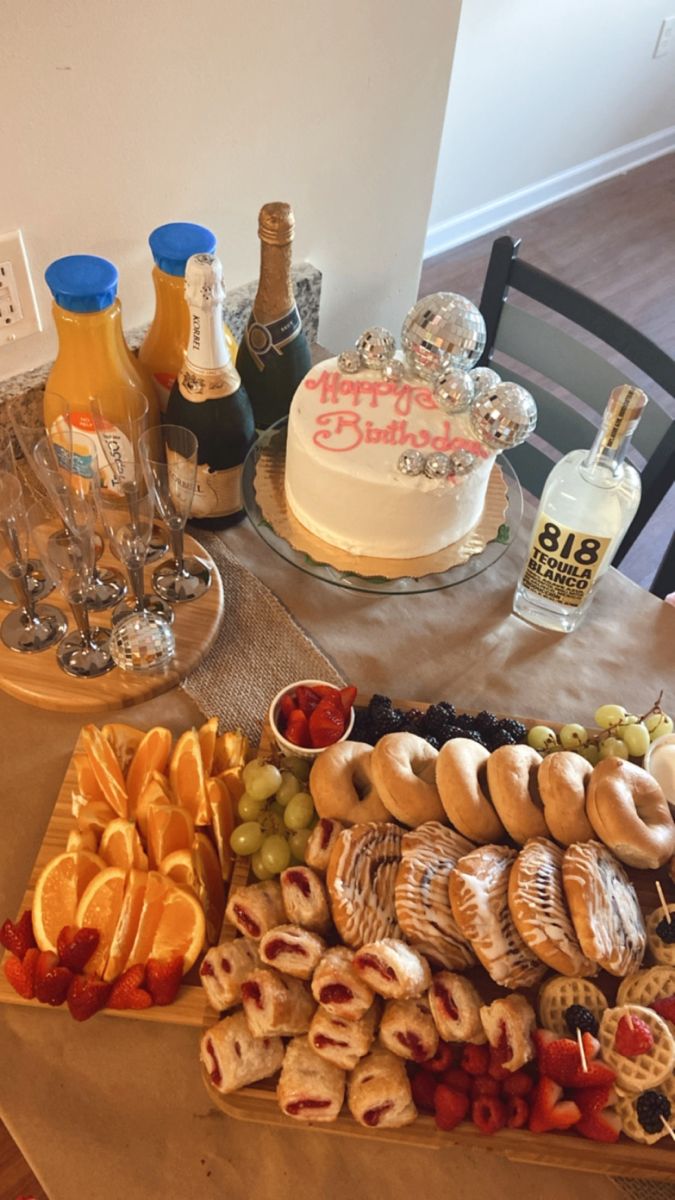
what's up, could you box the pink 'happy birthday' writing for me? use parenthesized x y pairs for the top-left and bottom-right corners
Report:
(305, 369), (437, 418)
(312, 410), (490, 457)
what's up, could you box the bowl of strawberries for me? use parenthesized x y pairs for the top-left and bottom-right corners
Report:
(269, 680), (357, 760)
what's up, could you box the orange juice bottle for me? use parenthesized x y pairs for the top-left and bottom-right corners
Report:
(43, 255), (160, 490)
(139, 222), (238, 412)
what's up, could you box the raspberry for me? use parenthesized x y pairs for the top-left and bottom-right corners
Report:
(434, 1085), (470, 1131)
(651, 995), (675, 1024)
(502, 1070), (534, 1098)
(471, 1075), (501, 1099)
(614, 1015), (654, 1057)
(506, 1096), (529, 1129)
(636, 1089), (672, 1134)
(426, 1041), (456, 1074)
(471, 1095), (506, 1135)
(564, 1004), (598, 1037)
(440, 1067), (472, 1094)
(410, 1069), (437, 1112)
(460, 1043), (490, 1076)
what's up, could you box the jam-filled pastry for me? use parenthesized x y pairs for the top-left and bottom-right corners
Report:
(280, 866), (331, 934)
(348, 1048), (417, 1129)
(479, 994), (536, 1072)
(395, 823), (475, 971)
(427, 971), (486, 1043)
(353, 938), (431, 1000)
(199, 937), (260, 1011)
(225, 880), (285, 940)
(200, 1011), (284, 1094)
(240, 967), (316, 1037)
(305, 817), (345, 873)
(259, 925), (326, 980)
(379, 997), (439, 1063)
(309, 1002), (379, 1071)
(311, 946), (375, 1021)
(277, 1035), (346, 1122)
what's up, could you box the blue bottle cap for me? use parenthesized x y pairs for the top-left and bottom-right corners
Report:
(148, 223), (217, 277)
(45, 255), (118, 313)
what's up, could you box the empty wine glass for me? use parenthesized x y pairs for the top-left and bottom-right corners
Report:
(139, 424), (211, 602)
(0, 471), (67, 653)
(0, 420), (55, 605)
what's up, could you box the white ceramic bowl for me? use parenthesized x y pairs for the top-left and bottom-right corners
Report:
(268, 679), (356, 762)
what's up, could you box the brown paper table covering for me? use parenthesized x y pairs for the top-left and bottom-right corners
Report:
(1, 510), (674, 1200)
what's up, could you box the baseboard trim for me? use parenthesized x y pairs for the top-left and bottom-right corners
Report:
(425, 126), (675, 260)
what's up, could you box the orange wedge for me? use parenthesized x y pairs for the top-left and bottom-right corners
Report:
(212, 730), (251, 775)
(66, 828), (99, 854)
(159, 849), (197, 890)
(126, 727), (173, 812)
(206, 776), (235, 880)
(147, 880), (205, 973)
(81, 724), (128, 818)
(124, 871), (172, 970)
(72, 752), (107, 811)
(76, 798), (117, 838)
(32, 850), (105, 953)
(214, 766), (245, 808)
(103, 868), (148, 981)
(198, 717), (219, 775)
(170, 729), (209, 825)
(101, 722), (145, 775)
(99, 819), (148, 871)
(136, 772), (173, 839)
(75, 866), (127, 977)
(147, 803), (194, 869)
(193, 832), (225, 946)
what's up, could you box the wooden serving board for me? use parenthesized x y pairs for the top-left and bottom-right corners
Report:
(0, 531), (223, 713)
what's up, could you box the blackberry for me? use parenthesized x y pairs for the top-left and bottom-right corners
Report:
(350, 709), (375, 745)
(425, 735), (441, 750)
(421, 702), (457, 739)
(370, 706), (405, 740)
(400, 708), (425, 734)
(484, 729), (519, 751)
(655, 916), (675, 945)
(473, 710), (500, 735)
(636, 1089), (671, 1134)
(452, 712), (477, 732)
(368, 693), (394, 718)
(498, 718), (528, 742)
(564, 1004), (598, 1037)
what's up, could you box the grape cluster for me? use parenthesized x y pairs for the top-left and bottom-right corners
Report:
(350, 695), (527, 752)
(527, 699), (673, 765)
(229, 756), (316, 880)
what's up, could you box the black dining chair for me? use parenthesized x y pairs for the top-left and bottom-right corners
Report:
(477, 235), (675, 592)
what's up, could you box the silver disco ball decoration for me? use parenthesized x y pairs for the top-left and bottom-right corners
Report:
(447, 449), (478, 476)
(382, 357), (405, 383)
(401, 293), (486, 380)
(397, 450), (425, 476)
(433, 366), (475, 415)
(356, 327), (396, 370)
(337, 349), (362, 374)
(469, 366), (501, 396)
(110, 612), (175, 672)
(424, 452), (450, 480)
(469, 382), (537, 451)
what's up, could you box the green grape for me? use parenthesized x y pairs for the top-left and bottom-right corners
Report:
(645, 712), (674, 740)
(242, 758), (265, 788)
(259, 806), (286, 837)
(622, 714), (638, 725)
(251, 849), (274, 881)
(237, 792), (265, 821)
(527, 725), (559, 753)
(280, 754), (311, 783)
(576, 744), (600, 765)
(230, 821), (264, 856)
(284, 791), (315, 831)
(599, 736), (629, 761)
(260, 834), (292, 874)
(276, 770), (302, 807)
(288, 828), (312, 862)
(246, 761), (283, 802)
(619, 721), (651, 757)
(559, 723), (588, 750)
(594, 704), (627, 729)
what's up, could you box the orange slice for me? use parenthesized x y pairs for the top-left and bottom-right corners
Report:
(147, 881), (205, 974)
(147, 803), (194, 869)
(206, 776), (235, 881)
(32, 850), (105, 953)
(193, 832), (225, 946)
(212, 730), (251, 775)
(169, 729), (209, 825)
(81, 724), (128, 818)
(124, 871), (172, 970)
(76, 799), (117, 838)
(72, 752), (106, 811)
(99, 819), (148, 871)
(136, 772), (173, 839)
(66, 828), (99, 854)
(198, 717), (219, 775)
(101, 722), (144, 775)
(75, 866), (127, 977)
(159, 849), (197, 891)
(214, 766), (245, 808)
(126, 727), (173, 813)
(103, 868), (148, 981)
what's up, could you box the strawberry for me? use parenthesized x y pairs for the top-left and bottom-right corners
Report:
(502, 1069), (534, 1098)
(278, 691), (296, 726)
(488, 1034), (513, 1081)
(614, 1014), (654, 1057)
(528, 1077), (581, 1133)
(534, 1028), (613, 1089)
(295, 686), (321, 718)
(426, 1041), (456, 1074)
(434, 1085), (470, 1131)
(471, 1075), (501, 1099)
(108, 964), (153, 1010)
(570, 1084), (621, 1144)
(506, 1096), (529, 1129)
(410, 1069), (437, 1112)
(651, 995), (675, 1024)
(34, 951), (73, 1007)
(146, 955), (184, 1006)
(460, 1043), (490, 1076)
(56, 926), (100, 974)
(440, 1066), (472, 1094)
(0, 911), (36, 960)
(3, 948), (39, 999)
(308, 697), (345, 749)
(66, 974), (112, 1022)
(339, 686), (358, 714)
(471, 1095), (506, 1135)
(284, 708), (311, 748)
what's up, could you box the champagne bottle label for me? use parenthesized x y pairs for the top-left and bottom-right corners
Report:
(520, 514), (613, 609)
(244, 304), (303, 371)
(167, 448), (243, 519)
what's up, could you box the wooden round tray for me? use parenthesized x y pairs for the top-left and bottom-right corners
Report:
(0, 531), (223, 712)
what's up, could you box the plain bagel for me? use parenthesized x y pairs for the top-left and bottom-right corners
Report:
(486, 744), (548, 845)
(538, 751), (594, 846)
(435, 738), (505, 843)
(370, 732), (445, 826)
(309, 740), (390, 825)
(586, 757), (675, 870)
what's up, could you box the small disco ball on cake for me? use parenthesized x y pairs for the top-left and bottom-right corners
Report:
(469, 382), (537, 450)
(401, 293), (486, 381)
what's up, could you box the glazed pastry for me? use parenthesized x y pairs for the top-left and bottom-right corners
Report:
(507, 838), (596, 977)
(615, 1076), (675, 1145)
(537, 975), (608, 1038)
(200, 1011), (284, 1094)
(562, 841), (646, 977)
(309, 1002), (379, 1071)
(537, 751), (594, 846)
(353, 938), (431, 1000)
(378, 997), (439, 1063)
(394, 822), (475, 970)
(486, 745), (549, 846)
(311, 945), (375, 1022)
(370, 732), (444, 826)
(225, 880), (285, 940)
(309, 742), (389, 824)
(326, 822), (403, 948)
(348, 1048), (417, 1129)
(479, 994), (536, 1072)
(427, 971), (486, 1043)
(277, 1035), (345, 1122)
(599, 1004), (675, 1092)
(240, 967), (316, 1037)
(280, 866), (331, 934)
(586, 757), (675, 870)
(259, 925), (326, 980)
(646, 904), (675, 966)
(435, 738), (505, 844)
(305, 817), (345, 873)
(199, 937), (260, 1011)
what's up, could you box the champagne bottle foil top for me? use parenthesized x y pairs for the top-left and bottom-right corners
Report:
(258, 202), (295, 245)
(184, 253), (225, 307)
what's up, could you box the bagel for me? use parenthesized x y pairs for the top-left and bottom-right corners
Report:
(370, 732), (444, 827)
(486, 744), (548, 845)
(435, 738), (505, 843)
(586, 757), (675, 870)
(537, 751), (594, 846)
(309, 741), (389, 825)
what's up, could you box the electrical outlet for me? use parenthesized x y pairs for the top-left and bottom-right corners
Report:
(0, 230), (42, 347)
(654, 15), (675, 57)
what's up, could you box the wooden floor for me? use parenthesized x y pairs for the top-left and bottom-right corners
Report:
(419, 151), (675, 590)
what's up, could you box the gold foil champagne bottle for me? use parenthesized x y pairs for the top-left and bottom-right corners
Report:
(236, 202), (311, 429)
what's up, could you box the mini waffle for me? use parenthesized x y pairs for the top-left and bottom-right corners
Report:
(615, 1074), (675, 1145)
(646, 904), (675, 966)
(599, 1004), (675, 1092)
(616, 965), (675, 1035)
(537, 975), (608, 1037)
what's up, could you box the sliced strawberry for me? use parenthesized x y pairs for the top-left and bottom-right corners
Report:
(284, 708), (311, 748)
(339, 686), (358, 714)
(66, 974), (111, 1022)
(502, 1069), (534, 1098)
(434, 1084), (470, 1131)
(108, 964), (153, 1010)
(3, 948), (39, 999)
(506, 1096), (530, 1129)
(146, 955), (184, 1006)
(278, 691), (296, 729)
(311, 685), (343, 703)
(528, 1077), (581, 1133)
(410, 1069), (437, 1112)
(535, 1029), (612, 1088)
(426, 1041), (456, 1074)
(460, 1043), (490, 1076)
(570, 1084), (621, 1143)
(614, 1014), (654, 1057)
(57, 926), (100, 973)
(0, 911), (36, 960)
(441, 1066), (472, 1094)
(295, 686), (321, 718)
(308, 698), (346, 748)
(471, 1074), (501, 1099)
(471, 1095), (506, 1135)
(651, 995), (675, 1024)
(34, 950), (73, 1007)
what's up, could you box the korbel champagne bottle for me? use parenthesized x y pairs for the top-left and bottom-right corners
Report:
(236, 202), (311, 428)
(166, 253), (255, 529)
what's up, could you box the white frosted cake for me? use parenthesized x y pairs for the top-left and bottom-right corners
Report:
(284, 357), (496, 559)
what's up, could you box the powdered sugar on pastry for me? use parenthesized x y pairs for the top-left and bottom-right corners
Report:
(201, 1011), (284, 1095)
(277, 1035), (345, 1122)
(480, 994), (536, 1071)
(428, 971), (486, 1043)
(199, 937), (260, 1011)
(348, 1048), (417, 1128)
(353, 938), (431, 1000)
(379, 997), (439, 1063)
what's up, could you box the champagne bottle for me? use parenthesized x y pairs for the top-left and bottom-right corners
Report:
(236, 202), (311, 429)
(166, 253), (255, 530)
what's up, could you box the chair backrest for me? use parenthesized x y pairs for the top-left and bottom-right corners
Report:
(477, 236), (675, 564)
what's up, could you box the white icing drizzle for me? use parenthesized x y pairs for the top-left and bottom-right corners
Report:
(327, 823), (403, 947)
(395, 824), (475, 969)
(510, 837), (595, 975)
(562, 841), (646, 976)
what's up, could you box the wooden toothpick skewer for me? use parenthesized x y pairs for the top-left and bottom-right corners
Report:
(576, 1026), (588, 1072)
(661, 1116), (675, 1143)
(656, 880), (671, 924)
(626, 1013), (635, 1030)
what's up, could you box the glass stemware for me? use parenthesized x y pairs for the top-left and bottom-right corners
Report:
(0, 421), (54, 605)
(0, 471), (67, 654)
(139, 424), (211, 602)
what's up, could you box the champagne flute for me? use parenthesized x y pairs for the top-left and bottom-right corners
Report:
(0, 421), (54, 604)
(0, 471), (67, 653)
(139, 424), (211, 602)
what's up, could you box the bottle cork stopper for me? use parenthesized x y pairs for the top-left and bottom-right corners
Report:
(258, 202), (295, 246)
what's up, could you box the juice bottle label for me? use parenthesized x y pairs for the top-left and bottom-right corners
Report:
(49, 412), (134, 494)
(521, 514), (612, 608)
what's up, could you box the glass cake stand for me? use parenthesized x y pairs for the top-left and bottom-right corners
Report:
(242, 419), (524, 595)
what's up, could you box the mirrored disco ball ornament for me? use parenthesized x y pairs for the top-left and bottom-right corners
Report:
(469, 382), (537, 451)
(337, 349), (362, 374)
(433, 366), (475, 414)
(110, 611), (175, 672)
(447, 449), (478, 476)
(382, 358), (405, 383)
(356, 327), (396, 370)
(401, 293), (486, 380)
(469, 366), (501, 396)
(397, 449), (425, 476)
(424, 452), (450, 480)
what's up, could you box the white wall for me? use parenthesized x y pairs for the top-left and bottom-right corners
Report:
(428, 0), (675, 254)
(0, 0), (460, 382)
